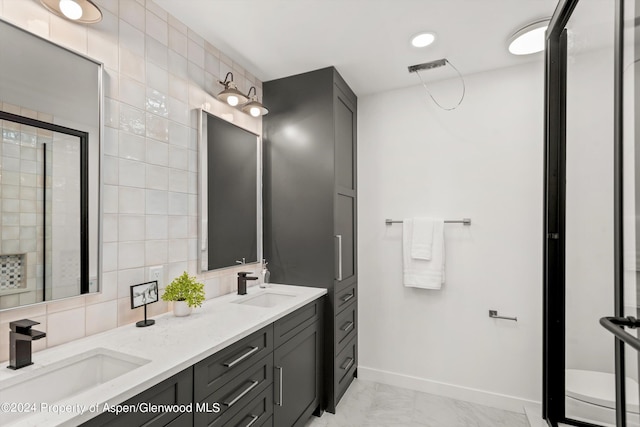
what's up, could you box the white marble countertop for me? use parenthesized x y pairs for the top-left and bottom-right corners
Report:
(0, 284), (327, 427)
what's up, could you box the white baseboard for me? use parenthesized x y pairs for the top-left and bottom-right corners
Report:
(358, 366), (541, 415)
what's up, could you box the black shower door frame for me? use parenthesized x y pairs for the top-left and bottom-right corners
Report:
(543, 0), (625, 426)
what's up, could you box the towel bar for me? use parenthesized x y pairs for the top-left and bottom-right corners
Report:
(489, 310), (517, 322)
(385, 218), (471, 226)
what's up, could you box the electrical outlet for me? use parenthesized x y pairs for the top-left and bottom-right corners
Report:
(88, 278), (97, 293)
(148, 266), (163, 288)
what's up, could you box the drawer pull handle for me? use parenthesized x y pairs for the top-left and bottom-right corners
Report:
(275, 366), (284, 406)
(223, 346), (259, 368)
(223, 380), (260, 407)
(340, 293), (354, 303)
(335, 235), (343, 281)
(244, 414), (259, 427)
(340, 321), (354, 333)
(341, 357), (354, 371)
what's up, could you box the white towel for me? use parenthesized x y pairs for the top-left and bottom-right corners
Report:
(411, 217), (435, 260)
(403, 218), (445, 289)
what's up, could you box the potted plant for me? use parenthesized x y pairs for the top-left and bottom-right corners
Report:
(162, 272), (205, 317)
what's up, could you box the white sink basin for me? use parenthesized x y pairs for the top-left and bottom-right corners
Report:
(0, 348), (149, 424)
(233, 291), (296, 308)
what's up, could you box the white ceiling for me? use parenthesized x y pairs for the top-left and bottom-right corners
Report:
(154, 0), (559, 96)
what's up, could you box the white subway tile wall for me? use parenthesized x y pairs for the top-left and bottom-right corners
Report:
(0, 0), (263, 362)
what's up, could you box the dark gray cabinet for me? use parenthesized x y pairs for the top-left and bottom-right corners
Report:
(273, 300), (322, 427)
(81, 367), (193, 427)
(264, 66), (357, 413)
(194, 327), (274, 404)
(194, 326), (274, 427)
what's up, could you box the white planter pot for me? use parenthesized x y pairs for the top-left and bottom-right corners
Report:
(173, 301), (192, 317)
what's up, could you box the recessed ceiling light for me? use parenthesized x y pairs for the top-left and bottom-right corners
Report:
(508, 19), (550, 55)
(411, 32), (436, 48)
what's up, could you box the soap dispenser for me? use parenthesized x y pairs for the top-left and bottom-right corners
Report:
(260, 259), (270, 288)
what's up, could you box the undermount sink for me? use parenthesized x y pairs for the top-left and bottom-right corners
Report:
(0, 348), (149, 424)
(233, 291), (296, 308)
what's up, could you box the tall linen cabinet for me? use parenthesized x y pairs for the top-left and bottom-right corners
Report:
(263, 66), (357, 413)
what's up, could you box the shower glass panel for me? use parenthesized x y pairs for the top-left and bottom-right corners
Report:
(44, 132), (82, 300)
(564, 0), (617, 425)
(623, 0), (640, 425)
(0, 113), (85, 306)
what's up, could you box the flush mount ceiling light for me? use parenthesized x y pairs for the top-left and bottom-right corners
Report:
(217, 72), (249, 107)
(241, 87), (269, 117)
(410, 32), (436, 48)
(40, 0), (103, 23)
(508, 18), (550, 55)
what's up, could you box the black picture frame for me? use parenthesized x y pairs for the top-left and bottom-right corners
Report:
(130, 281), (159, 309)
(130, 281), (158, 327)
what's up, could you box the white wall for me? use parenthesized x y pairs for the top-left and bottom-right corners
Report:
(564, 47), (615, 376)
(357, 61), (544, 411)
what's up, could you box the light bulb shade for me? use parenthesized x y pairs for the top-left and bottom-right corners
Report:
(217, 81), (248, 106)
(508, 19), (549, 55)
(59, 0), (82, 19)
(40, 0), (103, 23)
(241, 99), (269, 117)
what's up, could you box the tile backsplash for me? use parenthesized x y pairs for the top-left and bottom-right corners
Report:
(0, 0), (262, 362)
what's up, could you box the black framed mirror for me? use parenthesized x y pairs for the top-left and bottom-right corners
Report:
(198, 110), (262, 271)
(0, 19), (102, 310)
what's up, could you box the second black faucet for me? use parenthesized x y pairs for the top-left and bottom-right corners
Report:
(237, 272), (258, 295)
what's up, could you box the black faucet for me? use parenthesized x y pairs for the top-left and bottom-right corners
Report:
(8, 319), (46, 370)
(237, 272), (258, 295)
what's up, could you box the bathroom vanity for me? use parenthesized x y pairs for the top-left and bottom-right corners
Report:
(0, 285), (326, 427)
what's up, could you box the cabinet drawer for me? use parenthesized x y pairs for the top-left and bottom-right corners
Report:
(195, 353), (273, 427)
(165, 412), (192, 427)
(335, 303), (356, 354)
(335, 335), (357, 404)
(273, 298), (321, 348)
(81, 367), (193, 427)
(195, 326), (273, 400)
(223, 385), (273, 427)
(335, 283), (356, 313)
(257, 415), (273, 427)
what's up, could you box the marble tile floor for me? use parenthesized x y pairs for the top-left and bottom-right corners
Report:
(305, 379), (530, 427)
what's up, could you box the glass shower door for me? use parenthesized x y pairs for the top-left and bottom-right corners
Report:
(564, 0), (616, 425)
(621, 0), (640, 425)
(544, 0), (640, 425)
(592, 0), (640, 426)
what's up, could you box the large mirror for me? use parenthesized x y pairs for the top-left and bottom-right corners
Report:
(199, 110), (261, 271)
(0, 20), (101, 310)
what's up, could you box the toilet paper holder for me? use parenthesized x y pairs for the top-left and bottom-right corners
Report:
(489, 310), (518, 322)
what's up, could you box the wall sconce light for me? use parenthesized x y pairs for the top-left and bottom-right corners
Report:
(217, 72), (248, 107)
(40, 0), (103, 23)
(217, 74), (268, 117)
(241, 87), (269, 117)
